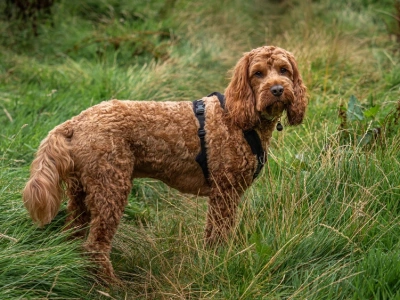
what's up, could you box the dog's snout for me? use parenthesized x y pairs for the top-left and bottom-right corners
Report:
(270, 85), (284, 97)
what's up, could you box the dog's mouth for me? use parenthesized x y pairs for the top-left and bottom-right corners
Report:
(270, 97), (288, 107)
(262, 101), (286, 119)
(258, 89), (288, 109)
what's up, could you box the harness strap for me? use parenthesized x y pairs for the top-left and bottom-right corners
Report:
(243, 130), (265, 179)
(193, 99), (208, 181)
(193, 92), (265, 183)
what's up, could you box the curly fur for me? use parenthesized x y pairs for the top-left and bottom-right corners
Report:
(23, 45), (307, 281)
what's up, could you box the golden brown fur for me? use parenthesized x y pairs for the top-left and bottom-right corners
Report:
(22, 46), (307, 281)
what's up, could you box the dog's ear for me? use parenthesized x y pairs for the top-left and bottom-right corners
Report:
(286, 52), (307, 126)
(225, 52), (259, 130)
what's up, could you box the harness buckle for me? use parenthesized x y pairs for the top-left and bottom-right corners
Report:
(198, 128), (206, 137)
(196, 102), (205, 115)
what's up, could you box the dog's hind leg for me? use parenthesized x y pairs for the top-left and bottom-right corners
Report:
(65, 178), (90, 238)
(81, 155), (134, 282)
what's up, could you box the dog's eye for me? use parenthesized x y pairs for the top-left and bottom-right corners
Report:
(280, 67), (288, 74)
(254, 71), (263, 78)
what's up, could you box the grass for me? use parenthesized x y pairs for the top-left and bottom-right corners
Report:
(1, 0), (400, 298)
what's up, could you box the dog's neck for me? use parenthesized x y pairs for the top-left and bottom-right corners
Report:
(254, 116), (281, 151)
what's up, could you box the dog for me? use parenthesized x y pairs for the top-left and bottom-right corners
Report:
(23, 45), (307, 281)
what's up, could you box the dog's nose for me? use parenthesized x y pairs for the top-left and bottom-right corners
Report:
(270, 85), (284, 97)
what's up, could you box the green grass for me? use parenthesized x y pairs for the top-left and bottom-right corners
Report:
(1, 0), (400, 298)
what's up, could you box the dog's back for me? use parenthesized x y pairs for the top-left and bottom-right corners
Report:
(66, 100), (210, 194)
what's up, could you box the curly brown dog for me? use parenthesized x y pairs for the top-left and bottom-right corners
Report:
(23, 45), (307, 281)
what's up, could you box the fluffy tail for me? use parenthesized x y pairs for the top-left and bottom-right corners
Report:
(23, 124), (74, 227)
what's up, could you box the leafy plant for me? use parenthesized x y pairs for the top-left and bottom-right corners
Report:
(338, 95), (400, 147)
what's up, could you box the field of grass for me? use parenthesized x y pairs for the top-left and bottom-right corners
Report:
(1, 0), (400, 299)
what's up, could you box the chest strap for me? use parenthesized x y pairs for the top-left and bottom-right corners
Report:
(193, 92), (265, 183)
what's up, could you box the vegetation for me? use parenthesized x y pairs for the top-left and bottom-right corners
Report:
(1, 0), (399, 298)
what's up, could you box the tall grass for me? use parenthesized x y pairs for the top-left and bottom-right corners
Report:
(1, 0), (399, 299)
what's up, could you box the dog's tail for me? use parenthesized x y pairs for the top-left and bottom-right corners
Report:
(23, 123), (74, 227)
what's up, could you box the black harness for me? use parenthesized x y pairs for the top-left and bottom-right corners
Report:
(193, 92), (265, 183)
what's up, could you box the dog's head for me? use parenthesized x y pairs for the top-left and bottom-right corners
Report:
(225, 46), (307, 130)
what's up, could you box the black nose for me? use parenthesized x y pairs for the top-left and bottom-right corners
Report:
(270, 85), (284, 97)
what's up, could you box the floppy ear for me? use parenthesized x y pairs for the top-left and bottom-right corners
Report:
(225, 52), (259, 130)
(286, 52), (307, 126)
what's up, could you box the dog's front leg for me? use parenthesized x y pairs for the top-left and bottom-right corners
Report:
(204, 187), (241, 246)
